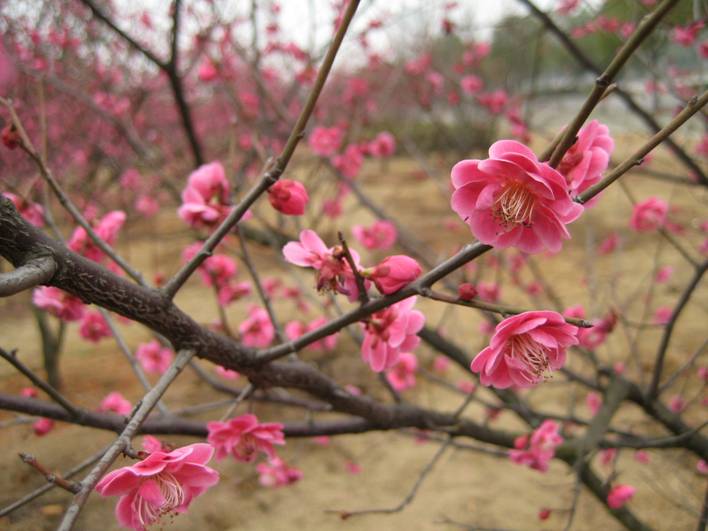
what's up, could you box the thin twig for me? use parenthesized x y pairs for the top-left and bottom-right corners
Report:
(56, 349), (195, 531)
(18, 453), (81, 494)
(338, 231), (369, 305)
(0, 347), (79, 416)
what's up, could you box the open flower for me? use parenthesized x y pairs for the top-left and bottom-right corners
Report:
(368, 131), (396, 157)
(308, 126), (342, 157)
(178, 162), (230, 227)
(451, 140), (584, 254)
(32, 286), (85, 322)
(256, 456), (303, 488)
(99, 391), (132, 415)
(79, 310), (111, 343)
(386, 352), (418, 391)
(557, 120), (613, 197)
(239, 306), (275, 347)
(95, 443), (219, 531)
(283, 229), (366, 301)
(361, 296), (425, 372)
(136, 341), (174, 375)
(207, 414), (285, 462)
(509, 420), (563, 472)
(471, 311), (579, 388)
(630, 197), (668, 232)
(352, 220), (397, 250)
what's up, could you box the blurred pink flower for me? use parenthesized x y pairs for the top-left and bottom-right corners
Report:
(451, 140), (584, 254)
(653, 306), (673, 325)
(21, 387), (38, 398)
(352, 220), (397, 250)
(634, 450), (650, 465)
(368, 131), (396, 157)
(268, 179), (309, 216)
(361, 296), (425, 372)
(668, 394), (686, 413)
(95, 443), (219, 530)
(386, 352), (418, 391)
(135, 195), (160, 217)
(99, 391), (132, 415)
(672, 21), (704, 46)
(585, 391), (602, 416)
(33, 417), (55, 436)
(598, 232), (620, 255)
(557, 0), (580, 15)
(215, 366), (240, 380)
(2, 193), (44, 226)
(655, 265), (674, 283)
(600, 448), (617, 467)
(509, 420), (563, 472)
(433, 355), (451, 374)
(366, 255), (422, 294)
(284, 317), (338, 351)
(68, 210), (126, 262)
(136, 340), (174, 375)
(207, 414), (284, 462)
(460, 74), (483, 94)
(607, 484), (636, 509)
(198, 58), (219, 81)
(308, 126), (342, 157)
(332, 144), (364, 178)
(630, 197), (668, 232)
(79, 311), (111, 342)
(33, 287), (85, 322)
(256, 456), (302, 487)
(178, 162), (230, 227)
(471, 311), (578, 388)
(239, 306), (275, 347)
(557, 120), (614, 197)
(477, 90), (508, 114)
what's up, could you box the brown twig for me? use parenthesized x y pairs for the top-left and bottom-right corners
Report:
(18, 453), (81, 494)
(338, 231), (369, 305)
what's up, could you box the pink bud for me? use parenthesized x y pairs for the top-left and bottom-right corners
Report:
(457, 282), (477, 300)
(33, 417), (55, 436)
(369, 255), (422, 294)
(1, 124), (19, 149)
(538, 508), (552, 520)
(268, 179), (309, 216)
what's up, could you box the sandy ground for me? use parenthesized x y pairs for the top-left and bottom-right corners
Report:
(0, 138), (706, 530)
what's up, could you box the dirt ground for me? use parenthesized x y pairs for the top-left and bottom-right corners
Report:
(0, 136), (706, 530)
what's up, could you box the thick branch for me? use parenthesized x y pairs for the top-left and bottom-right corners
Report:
(0, 256), (55, 296)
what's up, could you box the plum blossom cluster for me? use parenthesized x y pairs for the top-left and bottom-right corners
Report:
(509, 420), (564, 472)
(207, 414), (301, 488)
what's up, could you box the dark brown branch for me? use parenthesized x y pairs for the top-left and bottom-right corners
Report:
(0, 256), (55, 296)
(18, 453), (80, 494)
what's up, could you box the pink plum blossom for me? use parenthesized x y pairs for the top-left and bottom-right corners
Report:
(135, 341), (174, 375)
(451, 140), (584, 254)
(283, 229), (366, 300)
(95, 443), (219, 531)
(308, 126), (342, 157)
(2, 192), (44, 226)
(361, 296), (425, 372)
(352, 220), (398, 250)
(368, 131), (396, 157)
(33, 417), (54, 436)
(365, 255), (422, 294)
(68, 210), (126, 262)
(21, 387), (38, 398)
(668, 394), (686, 413)
(268, 179), (309, 215)
(135, 195), (159, 217)
(607, 484), (636, 509)
(460, 74), (483, 94)
(332, 144), (364, 178)
(284, 317), (338, 351)
(178, 162), (231, 227)
(433, 355), (451, 374)
(655, 265), (674, 283)
(599, 232), (620, 255)
(32, 287), (85, 321)
(557, 120), (614, 196)
(386, 352), (418, 391)
(79, 310), (111, 342)
(215, 366), (239, 379)
(653, 306), (673, 325)
(207, 414), (285, 462)
(630, 197), (668, 232)
(634, 450), (650, 464)
(672, 21), (704, 47)
(239, 306), (275, 347)
(471, 311), (579, 388)
(99, 391), (132, 415)
(509, 420), (563, 472)
(256, 457), (303, 487)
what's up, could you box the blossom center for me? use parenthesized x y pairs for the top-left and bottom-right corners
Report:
(494, 182), (535, 227)
(508, 334), (550, 380)
(134, 472), (185, 527)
